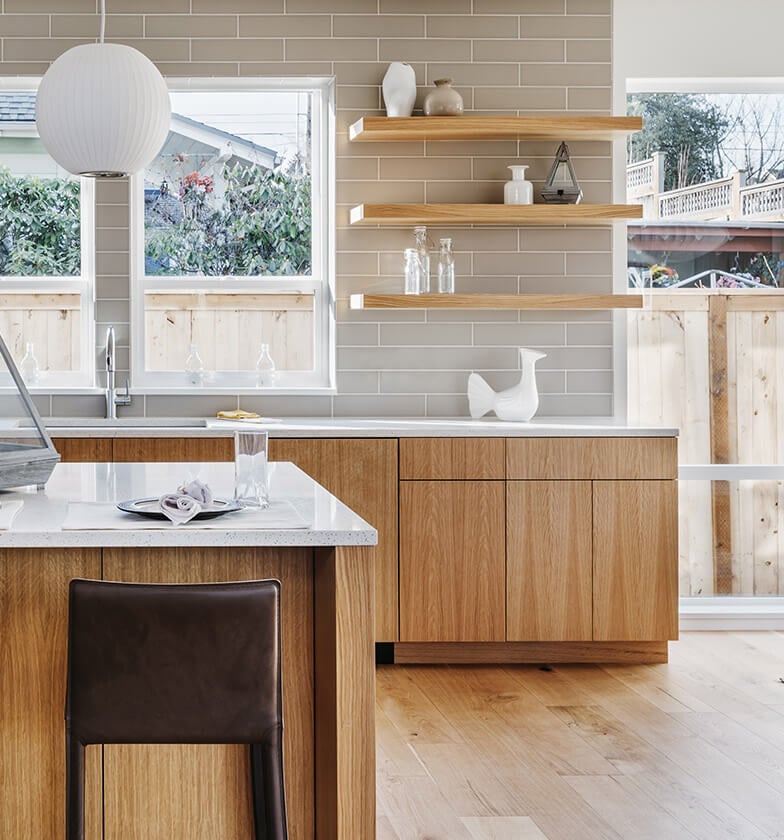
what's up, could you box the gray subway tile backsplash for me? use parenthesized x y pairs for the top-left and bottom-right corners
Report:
(2, 0), (615, 420)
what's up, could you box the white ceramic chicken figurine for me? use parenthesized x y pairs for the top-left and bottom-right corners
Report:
(468, 347), (546, 422)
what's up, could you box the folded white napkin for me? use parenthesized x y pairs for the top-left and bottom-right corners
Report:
(159, 494), (202, 526)
(0, 500), (24, 530)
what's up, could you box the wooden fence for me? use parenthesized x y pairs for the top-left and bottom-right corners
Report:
(0, 293), (81, 371)
(628, 291), (784, 596)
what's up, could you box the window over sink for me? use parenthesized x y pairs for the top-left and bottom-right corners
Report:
(0, 80), (95, 390)
(130, 78), (335, 393)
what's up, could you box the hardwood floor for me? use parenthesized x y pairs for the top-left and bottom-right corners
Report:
(376, 632), (784, 840)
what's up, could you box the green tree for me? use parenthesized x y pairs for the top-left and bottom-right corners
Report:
(145, 158), (311, 277)
(627, 93), (730, 191)
(0, 167), (81, 276)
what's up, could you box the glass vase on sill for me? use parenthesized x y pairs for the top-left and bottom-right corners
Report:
(256, 344), (277, 388)
(20, 342), (40, 386)
(184, 343), (205, 386)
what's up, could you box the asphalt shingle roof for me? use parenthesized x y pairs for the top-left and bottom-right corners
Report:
(0, 93), (36, 122)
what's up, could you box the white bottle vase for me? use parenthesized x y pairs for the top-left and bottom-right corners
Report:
(504, 165), (534, 205)
(382, 62), (417, 117)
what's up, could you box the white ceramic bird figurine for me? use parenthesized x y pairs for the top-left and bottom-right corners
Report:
(468, 347), (546, 422)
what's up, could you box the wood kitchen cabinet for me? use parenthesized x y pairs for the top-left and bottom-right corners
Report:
(506, 480), (592, 641)
(269, 438), (399, 642)
(593, 479), (679, 641)
(113, 436), (233, 462)
(51, 437), (113, 463)
(400, 480), (505, 642)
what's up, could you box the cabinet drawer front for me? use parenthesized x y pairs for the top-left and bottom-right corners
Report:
(506, 437), (676, 480)
(400, 437), (505, 480)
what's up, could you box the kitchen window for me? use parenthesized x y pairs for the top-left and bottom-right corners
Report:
(130, 78), (335, 393)
(0, 82), (95, 390)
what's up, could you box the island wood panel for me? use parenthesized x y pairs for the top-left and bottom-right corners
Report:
(269, 438), (399, 642)
(112, 436), (233, 463)
(506, 481), (593, 641)
(0, 548), (102, 840)
(393, 641), (669, 664)
(593, 480), (679, 641)
(506, 437), (678, 480)
(399, 437), (505, 480)
(101, 547), (314, 840)
(51, 437), (113, 463)
(314, 546), (376, 840)
(400, 481), (505, 642)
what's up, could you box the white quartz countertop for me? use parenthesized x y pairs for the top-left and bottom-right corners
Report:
(31, 416), (678, 438)
(0, 462), (377, 549)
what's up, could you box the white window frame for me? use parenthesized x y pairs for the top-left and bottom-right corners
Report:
(130, 77), (336, 395)
(0, 78), (95, 392)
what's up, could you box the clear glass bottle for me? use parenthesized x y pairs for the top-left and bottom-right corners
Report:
(256, 343), (277, 387)
(404, 247), (421, 295)
(184, 343), (204, 386)
(437, 238), (455, 294)
(20, 342), (39, 386)
(413, 226), (430, 293)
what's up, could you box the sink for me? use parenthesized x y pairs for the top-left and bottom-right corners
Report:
(21, 417), (209, 429)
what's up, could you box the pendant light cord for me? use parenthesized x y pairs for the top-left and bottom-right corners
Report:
(99, 0), (106, 44)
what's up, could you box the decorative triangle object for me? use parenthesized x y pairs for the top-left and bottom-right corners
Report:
(541, 141), (583, 204)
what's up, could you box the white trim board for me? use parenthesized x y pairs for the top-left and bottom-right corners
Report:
(680, 597), (784, 630)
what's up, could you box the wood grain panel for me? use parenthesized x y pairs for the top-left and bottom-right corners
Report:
(101, 547), (314, 840)
(51, 437), (113, 462)
(400, 481), (505, 642)
(0, 548), (102, 840)
(593, 481), (679, 641)
(399, 437), (504, 480)
(112, 436), (233, 462)
(349, 115), (642, 142)
(506, 437), (677, 480)
(314, 546), (376, 840)
(350, 293), (644, 311)
(350, 203), (643, 226)
(269, 438), (399, 642)
(392, 641), (669, 664)
(506, 481), (592, 641)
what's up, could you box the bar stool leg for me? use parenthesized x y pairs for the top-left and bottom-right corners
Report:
(250, 728), (288, 840)
(65, 727), (85, 840)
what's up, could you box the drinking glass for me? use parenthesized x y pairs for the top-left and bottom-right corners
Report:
(234, 430), (269, 508)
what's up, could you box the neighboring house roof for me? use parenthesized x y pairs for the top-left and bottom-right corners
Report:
(0, 93), (278, 170)
(0, 92), (36, 122)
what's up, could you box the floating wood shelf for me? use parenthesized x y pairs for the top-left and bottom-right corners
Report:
(349, 203), (643, 226)
(349, 115), (643, 143)
(349, 293), (644, 310)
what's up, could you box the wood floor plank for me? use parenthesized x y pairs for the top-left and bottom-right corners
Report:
(564, 774), (700, 840)
(461, 816), (550, 840)
(376, 634), (784, 840)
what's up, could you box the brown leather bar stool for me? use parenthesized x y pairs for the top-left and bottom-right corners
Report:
(65, 578), (287, 840)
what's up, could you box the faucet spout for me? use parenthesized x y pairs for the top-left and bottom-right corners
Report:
(105, 326), (131, 419)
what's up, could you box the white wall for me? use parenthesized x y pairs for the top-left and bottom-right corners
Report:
(614, 0), (784, 111)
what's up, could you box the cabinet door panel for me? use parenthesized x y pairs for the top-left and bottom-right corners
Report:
(593, 480), (678, 641)
(269, 438), (399, 642)
(113, 437), (233, 462)
(507, 481), (592, 641)
(51, 437), (113, 462)
(400, 481), (505, 642)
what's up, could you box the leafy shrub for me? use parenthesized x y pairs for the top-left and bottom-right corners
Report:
(145, 158), (311, 277)
(0, 166), (80, 276)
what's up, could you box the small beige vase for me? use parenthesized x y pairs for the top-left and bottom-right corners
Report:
(423, 79), (464, 116)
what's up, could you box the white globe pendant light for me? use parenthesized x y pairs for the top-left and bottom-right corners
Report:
(36, 0), (170, 178)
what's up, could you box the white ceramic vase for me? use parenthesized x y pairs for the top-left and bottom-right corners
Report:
(382, 62), (417, 117)
(504, 165), (534, 205)
(467, 347), (546, 422)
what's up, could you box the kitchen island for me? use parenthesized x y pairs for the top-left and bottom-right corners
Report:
(0, 461), (377, 840)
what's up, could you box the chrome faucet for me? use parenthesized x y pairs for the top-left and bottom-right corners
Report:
(105, 326), (131, 419)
